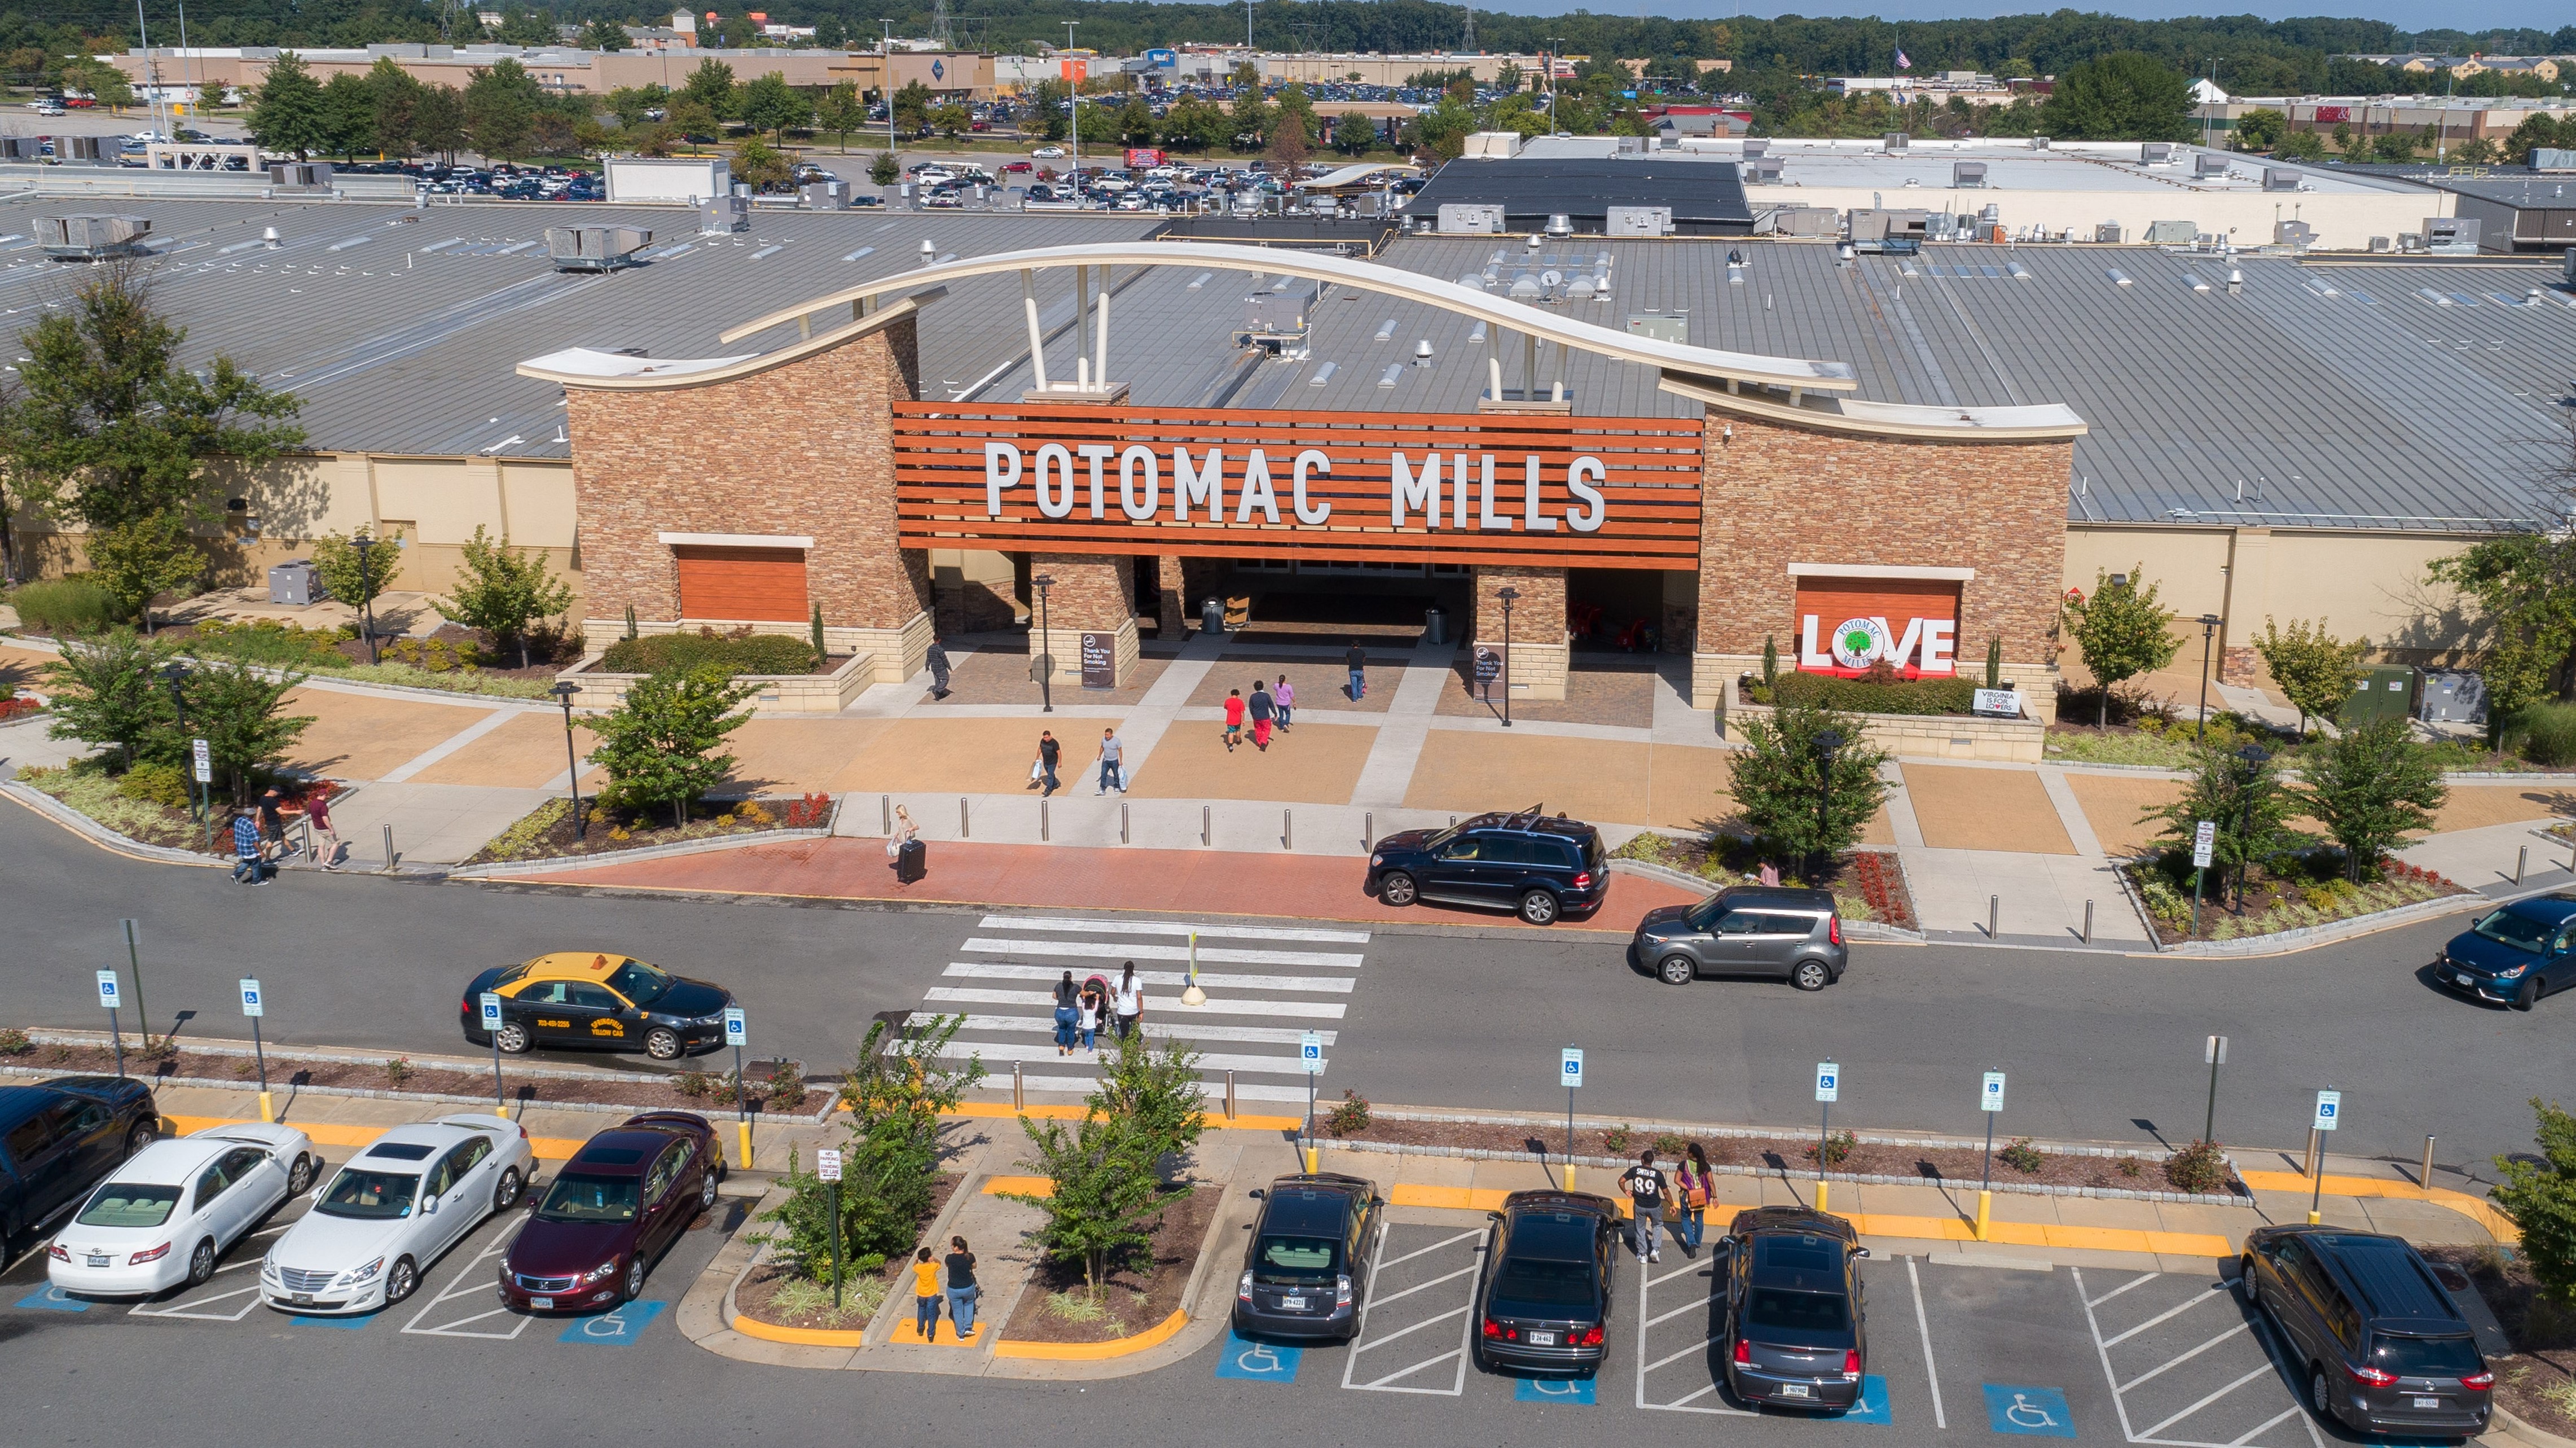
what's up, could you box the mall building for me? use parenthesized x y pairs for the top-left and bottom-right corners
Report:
(1, 168), (2566, 716)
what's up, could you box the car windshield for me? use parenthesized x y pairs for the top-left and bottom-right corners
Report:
(315, 1168), (419, 1219)
(2470, 907), (2552, 954)
(1745, 1287), (1854, 1344)
(604, 959), (673, 1006)
(76, 1182), (181, 1228)
(537, 1172), (640, 1223)
(1687, 896), (1727, 930)
(2372, 1335), (2484, 1377)
(1254, 1234), (1341, 1282)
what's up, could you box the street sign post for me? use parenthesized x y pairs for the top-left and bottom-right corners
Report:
(1977, 1070), (2007, 1240)
(191, 739), (212, 847)
(1300, 1030), (1324, 1170)
(2191, 821), (2217, 935)
(725, 1008), (751, 1171)
(96, 968), (124, 1078)
(2309, 1089), (2342, 1223)
(1561, 1046), (1583, 1188)
(119, 919), (148, 1052)
(479, 991), (505, 1115)
(2202, 1035), (2228, 1146)
(816, 1147), (845, 1307)
(240, 979), (273, 1120)
(1814, 1060), (1840, 1210)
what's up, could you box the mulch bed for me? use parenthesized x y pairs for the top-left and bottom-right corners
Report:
(997, 1183), (1215, 1344)
(2126, 859), (2468, 947)
(0, 1039), (814, 1116)
(1618, 833), (1917, 931)
(1326, 1117), (2243, 1196)
(732, 1172), (965, 1332)
(2421, 1245), (2576, 1440)
(355, 622), (581, 681)
(462, 793), (832, 866)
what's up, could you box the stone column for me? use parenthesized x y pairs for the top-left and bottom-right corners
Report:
(1472, 564), (1569, 702)
(1155, 555), (1188, 640)
(1028, 552), (1140, 689)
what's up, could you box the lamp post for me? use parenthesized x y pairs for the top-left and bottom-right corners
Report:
(1496, 585), (1519, 728)
(160, 661), (201, 832)
(880, 19), (897, 167)
(1032, 573), (1056, 713)
(1814, 728), (1844, 887)
(549, 679), (586, 839)
(2194, 613), (2222, 742)
(2234, 744), (2270, 910)
(1063, 20), (1081, 203)
(351, 534), (380, 664)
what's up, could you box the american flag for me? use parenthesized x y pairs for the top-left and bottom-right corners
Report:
(1896, 48), (1911, 69)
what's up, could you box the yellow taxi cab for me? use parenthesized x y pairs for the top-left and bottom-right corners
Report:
(458, 953), (736, 1061)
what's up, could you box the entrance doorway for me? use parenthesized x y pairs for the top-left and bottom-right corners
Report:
(1219, 558), (1469, 638)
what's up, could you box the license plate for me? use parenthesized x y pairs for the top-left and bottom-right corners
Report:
(1527, 1330), (1557, 1346)
(2454, 972), (2476, 986)
(292, 1293), (312, 1305)
(2414, 1397), (2440, 1410)
(1779, 1383), (1814, 1398)
(1280, 1296), (1305, 1311)
(530, 1297), (553, 1310)
(86, 1255), (110, 1268)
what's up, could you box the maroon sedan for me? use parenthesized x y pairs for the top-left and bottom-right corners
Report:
(497, 1112), (722, 1313)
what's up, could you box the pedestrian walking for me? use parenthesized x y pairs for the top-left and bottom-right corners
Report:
(1032, 730), (1061, 796)
(1223, 688), (1246, 751)
(257, 786), (288, 858)
(1052, 971), (1080, 1055)
(889, 805), (925, 883)
(911, 1246), (943, 1341)
(925, 637), (953, 700)
(1247, 681), (1276, 751)
(944, 1236), (979, 1338)
(1621, 1149), (1670, 1263)
(230, 810), (271, 886)
(1273, 674), (1294, 730)
(1111, 962), (1144, 1042)
(1075, 981), (1103, 1052)
(1674, 1143), (1714, 1256)
(305, 784), (343, 871)
(1096, 727), (1125, 794)
(1758, 861), (1781, 888)
(1346, 640), (1367, 700)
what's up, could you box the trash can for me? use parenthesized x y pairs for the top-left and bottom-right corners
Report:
(267, 560), (317, 605)
(1201, 596), (1226, 636)
(1423, 607), (1447, 646)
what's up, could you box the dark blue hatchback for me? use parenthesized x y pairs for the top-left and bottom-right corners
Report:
(2437, 893), (2576, 1010)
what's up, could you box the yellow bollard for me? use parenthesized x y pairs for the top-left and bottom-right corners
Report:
(1565, 1163), (1575, 1193)
(495, 1103), (509, 1118)
(1975, 1190), (1992, 1242)
(2306, 1209), (2322, 1226)
(1303, 1143), (1318, 1174)
(257, 1091), (275, 1124)
(736, 1120), (754, 1173)
(1815, 1181), (1830, 1214)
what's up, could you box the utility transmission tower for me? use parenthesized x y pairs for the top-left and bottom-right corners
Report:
(1461, 4), (1476, 54)
(929, 0), (953, 50)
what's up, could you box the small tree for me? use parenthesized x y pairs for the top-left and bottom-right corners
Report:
(2254, 616), (2366, 737)
(2142, 743), (2307, 908)
(309, 525), (403, 615)
(2297, 717), (2446, 877)
(1334, 111), (1376, 155)
(868, 150), (900, 186)
(2063, 565), (2181, 728)
(432, 525), (573, 668)
(1728, 701), (1889, 879)
(82, 513), (204, 634)
(736, 71), (810, 143)
(731, 137), (793, 192)
(588, 665), (757, 827)
(816, 82), (866, 151)
(1004, 1111), (1164, 1300)
(248, 51), (331, 160)
(45, 628), (178, 769)
(183, 657), (315, 804)
(1092, 1028), (1205, 1181)
(2493, 1098), (2576, 1306)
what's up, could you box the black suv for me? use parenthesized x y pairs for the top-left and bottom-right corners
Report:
(2239, 1226), (2491, 1438)
(1719, 1206), (1871, 1411)
(1233, 1173), (1381, 1341)
(1368, 807), (1607, 924)
(0, 1076), (161, 1254)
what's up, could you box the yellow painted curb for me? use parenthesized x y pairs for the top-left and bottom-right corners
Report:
(167, 1113), (588, 1162)
(942, 1102), (1304, 1131)
(1390, 1184), (1636, 1218)
(992, 1308), (1188, 1361)
(2237, 1170), (2520, 1244)
(731, 1313), (865, 1347)
(983, 1175), (1054, 1198)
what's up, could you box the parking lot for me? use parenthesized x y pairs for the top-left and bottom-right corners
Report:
(1198, 1216), (2443, 1445)
(3, 1159), (743, 1355)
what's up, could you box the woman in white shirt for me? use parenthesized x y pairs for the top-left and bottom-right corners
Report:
(1111, 962), (1144, 1042)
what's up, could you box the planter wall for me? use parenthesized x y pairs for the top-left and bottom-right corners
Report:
(1723, 696), (2046, 764)
(560, 647), (876, 715)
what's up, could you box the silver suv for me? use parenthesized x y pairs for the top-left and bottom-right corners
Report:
(1629, 888), (1849, 990)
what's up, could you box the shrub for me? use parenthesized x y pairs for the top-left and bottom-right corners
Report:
(1325, 1089), (1371, 1137)
(2513, 702), (2576, 769)
(1652, 1131), (1690, 1157)
(1759, 669), (1979, 717)
(2164, 1139), (2232, 1194)
(600, 630), (818, 677)
(187, 618), (346, 669)
(674, 1069), (712, 1099)
(2492, 1097), (2576, 1305)
(0, 1028), (30, 1056)
(383, 1056), (413, 1086)
(10, 576), (123, 634)
(764, 1058), (808, 1112)
(1602, 1124), (1633, 1155)
(115, 761), (194, 810)
(2138, 872), (2188, 923)
(1805, 1130), (1858, 1169)
(1998, 1137), (2047, 1174)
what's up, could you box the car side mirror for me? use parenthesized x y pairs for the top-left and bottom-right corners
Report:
(1249, 1188), (1266, 1200)
(1487, 1211), (1506, 1223)
(1852, 1246), (1872, 1259)
(421, 1197), (437, 1214)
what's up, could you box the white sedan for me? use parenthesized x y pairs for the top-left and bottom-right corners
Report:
(46, 1122), (316, 1297)
(261, 1114), (534, 1314)
(1031, 145), (1066, 158)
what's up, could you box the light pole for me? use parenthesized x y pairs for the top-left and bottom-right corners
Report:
(2233, 744), (2269, 910)
(550, 679), (586, 839)
(1496, 585), (1518, 727)
(1545, 37), (1564, 131)
(1063, 20), (1081, 203)
(2194, 613), (2222, 742)
(161, 661), (199, 832)
(880, 19), (897, 170)
(1813, 729), (1844, 887)
(351, 534), (380, 664)
(1032, 573), (1056, 713)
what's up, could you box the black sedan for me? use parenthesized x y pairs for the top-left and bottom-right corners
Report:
(0, 1076), (161, 1254)
(1472, 1190), (1619, 1375)
(1719, 1206), (1871, 1411)
(1232, 1173), (1381, 1341)
(459, 952), (736, 1061)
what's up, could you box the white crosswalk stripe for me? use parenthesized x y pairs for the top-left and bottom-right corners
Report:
(909, 915), (1370, 1104)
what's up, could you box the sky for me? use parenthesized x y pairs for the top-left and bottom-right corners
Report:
(1471, 0), (2569, 32)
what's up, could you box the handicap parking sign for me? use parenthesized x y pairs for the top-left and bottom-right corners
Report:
(1514, 1375), (1595, 1404)
(1982, 1384), (2076, 1437)
(560, 1299), (665, 1345)
(1213, 1330), (1302, 1381)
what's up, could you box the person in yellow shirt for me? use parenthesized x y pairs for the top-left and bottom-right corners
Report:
(912, 1245), (943, 1341)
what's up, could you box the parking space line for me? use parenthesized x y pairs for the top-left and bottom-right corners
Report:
(1907, 1256), (1948, 1431)
(1376, 1228), (1480, 1273)
(130, 1282), (264, 1322)
(1341, 1225), (1477, 1397)
(1645, 1297), (1704, 1329)
(1355, 1303), (1467, 1353)
(2118, 1323), (2249, 1393)
(2090, 1271), (2159, 1309)
(1642, 1338), (1712, 1374)
(2226, 1404), (2304, 1446)
(1357, 1345), (1465, 1392)
(1634, 1248), (1753, 1418)
(2102, 1288), (2218, 1347)
(1366, 1263), (1479, 1310)
(402, 1235), (533, 1340)
(2135, 1364), (2276, 1440)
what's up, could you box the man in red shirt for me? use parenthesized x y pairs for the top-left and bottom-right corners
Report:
(1223, 688), (1246, 752)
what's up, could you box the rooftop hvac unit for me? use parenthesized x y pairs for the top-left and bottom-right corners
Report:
(267, 161), (335, 191)
(38, 213), (152, 262)
(2140, 142), (2174, 164)
(1952, 161), (1987, 188)
(2029, 135), (2051, 150)
(2565, 246), (2575, 286)
(2424, 216), (2480, 253)
(1242, 284), (1316, 350)
(2369, 235), (2393, 253)
(1604, 205), (1673, 238)
(1612, 134), (1646, 154)
(2531, 147), (2576, 172)
(2144, 218), (2197, 245)
(59, 134), (109, 164)
(1882, 130), (1909, 150)
(0, 137), (40, 161)
(1771, 205), (1837, 236)
(1626, 313), (1687, 344)
(2274, 219), (2316, 249)
(698, 194), (748, 234)
(1436, 203), (1505, 235)
(544, 225), (653, 271)
(2261, 167), (2301, 192)
(1741, 139), (1769, 159)
(800, 179), (848, 210)
(1743, 156), (1783, 182)
(2193, 153), (2230, 178)
(2095, 221), (2124, 243)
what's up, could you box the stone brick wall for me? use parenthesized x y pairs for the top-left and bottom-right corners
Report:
(1472, 564), (1570, 701)
(1029, 551), (1140, 687)
(563, 318), (931, 682)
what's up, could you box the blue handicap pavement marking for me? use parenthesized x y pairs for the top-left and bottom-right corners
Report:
(1514, 1375), (1597, 1405)
(1840, 1374), (1892, 1424)
(1982, 1384), (2077, 1438)
(291, 1313), (374, 1329)
(560, 1298), (666, 1345)
(1213, 1330), (1302, 1382)
(16, 1285), (90, 1313)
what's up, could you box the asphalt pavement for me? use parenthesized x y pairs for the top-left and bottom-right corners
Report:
(0, 800), (2553, 1179)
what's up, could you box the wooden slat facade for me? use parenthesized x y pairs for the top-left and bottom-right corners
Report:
(674, 545), (810, 622)
(893, 403), (1704, 569)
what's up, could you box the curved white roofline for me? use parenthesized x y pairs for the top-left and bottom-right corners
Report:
(716, 239), (1863, 394)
